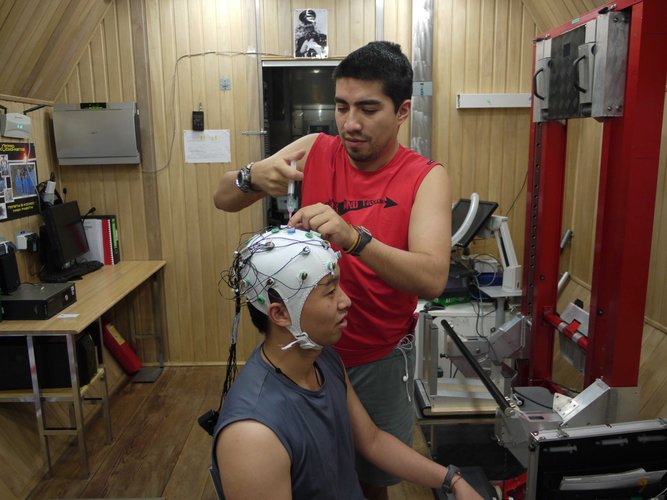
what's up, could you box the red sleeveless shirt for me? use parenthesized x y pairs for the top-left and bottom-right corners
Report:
(302, 134), (438, 366)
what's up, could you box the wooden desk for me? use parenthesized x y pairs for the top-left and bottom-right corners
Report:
(0, 260), (166, 478)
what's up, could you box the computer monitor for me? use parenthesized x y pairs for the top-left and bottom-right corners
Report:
(451, 199), (499, 248)
(40, 201), (90, 271)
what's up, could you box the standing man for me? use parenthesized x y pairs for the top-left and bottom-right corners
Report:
(214, 41), (451, 499)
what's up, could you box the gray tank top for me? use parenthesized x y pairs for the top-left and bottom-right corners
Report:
(212, 345), (364, 499)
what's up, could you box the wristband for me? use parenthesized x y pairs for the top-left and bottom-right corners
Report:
(343, 224), (361, 254)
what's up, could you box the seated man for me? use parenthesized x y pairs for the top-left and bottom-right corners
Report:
(212, 227), (481, 500)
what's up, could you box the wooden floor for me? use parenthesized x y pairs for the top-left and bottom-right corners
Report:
(27, 366), (435, 500)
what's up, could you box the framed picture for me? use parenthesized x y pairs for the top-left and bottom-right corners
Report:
(294, 9), (328, 58)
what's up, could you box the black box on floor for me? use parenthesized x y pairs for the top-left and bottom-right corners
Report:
(0, 332), (98, 390)
(0, 282), (76, 320)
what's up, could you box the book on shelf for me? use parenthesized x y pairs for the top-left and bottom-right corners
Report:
(82, 215), (120, 265)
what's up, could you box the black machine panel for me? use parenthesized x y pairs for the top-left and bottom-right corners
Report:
(548, 26), (587, 121)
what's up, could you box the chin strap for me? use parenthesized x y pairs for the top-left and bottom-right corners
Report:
(281, 329), (323, 351)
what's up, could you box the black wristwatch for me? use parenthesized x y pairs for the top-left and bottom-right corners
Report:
(441, 465), (461, 495)
(344, 225), (372, 257)
(351, 226), (372, 256)
(235, 162), (260, 193)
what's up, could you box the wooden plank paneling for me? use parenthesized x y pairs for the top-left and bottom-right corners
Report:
(260, 0), (377, 59)
(645, 91), (667, 327)
(433, 0), (536, 258)
(0, 0), (663, 395)
(0, 0), (113, 102)
(563, 119), (603, 284)
(138, 0), (266, 363)
(0, 1), (666, 498)
(522, 0), (606, 33)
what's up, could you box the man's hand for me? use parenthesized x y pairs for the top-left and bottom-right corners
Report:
(251, 151), (305, 196)
(289, 203), (358, 251)
(213, 134), (318, 213)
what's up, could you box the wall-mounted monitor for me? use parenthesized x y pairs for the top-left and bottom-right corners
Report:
(53, 102), (141, 165)
(451, 198), (499, 248)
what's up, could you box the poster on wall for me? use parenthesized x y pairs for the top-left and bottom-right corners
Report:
(0, 142), (40, 222)
(294, 9), (328, 58)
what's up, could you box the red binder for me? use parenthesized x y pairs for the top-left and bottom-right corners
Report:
(82, 215), (121, 265)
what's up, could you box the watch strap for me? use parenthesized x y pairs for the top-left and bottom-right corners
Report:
(344, 225), (372, 256)
(236, 162), (261, 193)
(441, 465), (461, 494)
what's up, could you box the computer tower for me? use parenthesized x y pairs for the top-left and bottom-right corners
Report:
(0, 282), (77, 320)
(0, 332), (98, 390)
(0, 247), (20, 295)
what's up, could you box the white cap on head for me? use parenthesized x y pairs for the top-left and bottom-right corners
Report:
(237, 226), (340, 350)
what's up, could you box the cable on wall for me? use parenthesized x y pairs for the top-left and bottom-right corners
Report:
(146, 50), (282, 175)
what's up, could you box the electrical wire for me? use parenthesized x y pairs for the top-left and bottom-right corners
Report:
(217, 226), (325, 306)
(145, 50), (283, 175)
(504, 169), (529, 216)
(206, 226), (333, 431)
(470, 253), (500, 286)
(471, 275), (496, 335)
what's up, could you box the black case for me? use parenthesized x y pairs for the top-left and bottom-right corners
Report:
(0, 332), (98, 390)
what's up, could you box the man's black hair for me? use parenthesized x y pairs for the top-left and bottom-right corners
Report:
(247, 288), (284, 334)
(333, 41), (413, 112)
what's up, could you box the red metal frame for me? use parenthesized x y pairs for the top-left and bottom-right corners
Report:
(520, 121), (567, 387)
(523, 0), (667, 388)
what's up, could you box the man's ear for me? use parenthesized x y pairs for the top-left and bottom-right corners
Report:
(396, 99), (411, 124)
(267, 302), (292, 327)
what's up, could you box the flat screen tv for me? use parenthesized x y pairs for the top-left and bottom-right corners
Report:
(40, 201), (90, 271)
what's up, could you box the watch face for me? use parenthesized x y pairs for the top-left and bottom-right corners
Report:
(236, 169), (244, 188)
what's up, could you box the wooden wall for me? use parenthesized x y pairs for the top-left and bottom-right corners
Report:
(0, 0), (666, 497)
(55, 0), (415, 366)
(555, 91), (667, 420)
(432, 0), (538, 257)
(0, 0), (112, 103)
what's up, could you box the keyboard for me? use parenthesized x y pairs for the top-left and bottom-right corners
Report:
(40, 260), (104, 283)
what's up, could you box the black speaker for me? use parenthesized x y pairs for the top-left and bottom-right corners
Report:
(0, 247), (20, 294)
